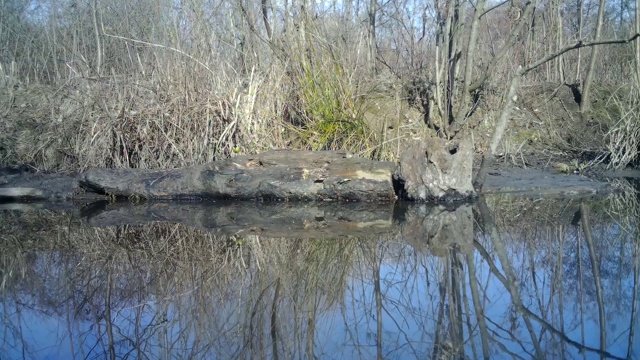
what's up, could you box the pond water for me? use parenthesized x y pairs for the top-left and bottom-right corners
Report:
(0, 187), (639, 359)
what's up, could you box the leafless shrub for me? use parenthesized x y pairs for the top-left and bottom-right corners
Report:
(606, 83), (640, 169)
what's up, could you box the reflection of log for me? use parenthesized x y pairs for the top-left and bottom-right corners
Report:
(82, 201), (398, 238)
(77, 201), (474, 244)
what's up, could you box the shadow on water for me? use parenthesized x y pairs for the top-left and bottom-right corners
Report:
(0, 186), (639, 359)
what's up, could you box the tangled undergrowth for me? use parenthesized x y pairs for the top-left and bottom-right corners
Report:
(501, 82), (640, 170)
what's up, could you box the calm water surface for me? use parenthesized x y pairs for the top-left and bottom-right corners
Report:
(0, 190), (639, 359)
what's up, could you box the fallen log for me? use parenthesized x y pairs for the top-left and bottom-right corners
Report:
(1, 140), (477, 202)
(81, 150), (399, 201)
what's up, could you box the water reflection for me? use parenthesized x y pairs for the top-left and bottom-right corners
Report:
(0, 191), (638, 359)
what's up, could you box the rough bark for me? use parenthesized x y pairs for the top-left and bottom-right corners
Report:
(1, 146), (619, 204)
(81, 150), (398, 202)
(395, 138), (475, 201)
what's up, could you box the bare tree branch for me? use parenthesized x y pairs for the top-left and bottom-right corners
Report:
(480, 0), (510, 17)
(467, 0), (535, 94)
(522, 34), (640, 75)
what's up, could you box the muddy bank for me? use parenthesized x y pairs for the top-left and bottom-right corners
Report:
(0, 163), (620, 203)
(482, 168), (618, 197)
(0, 145), (478, 203)
(0, 144), (628, 203)
(0, 161), (627, 241)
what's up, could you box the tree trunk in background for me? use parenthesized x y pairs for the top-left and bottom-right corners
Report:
(51, 0), (60, 81)
(237, 0), (261, 74)
(345, 0), (353, 23)
(448, 0), (535, 139)
(433, 0), (462, 134)
(367, 0), (378, 74)
(575, 0), (584, 82)
(261, 0), (272, 40)
(474, 71), (521, 191)
(456, 0), (486, 123)
(298, 0), (311, 67)
(433, 0), (446, 124)
(580, 0), (605, 112)
(620, 0), (629, 30)
(636, 0), (640, 78)
(554, 0), (565, 83)
(446, 0), (464, 128)
(91, 0), (101, 76)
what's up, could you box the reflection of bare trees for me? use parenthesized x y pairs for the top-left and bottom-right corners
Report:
(477, 198), (543, 358)
(465, 248), (490, 359)
(580, 203), (607, 356)
(0, 190), (638, 359)
(476, 191), (639, 359)
(429, 244), (470, 360)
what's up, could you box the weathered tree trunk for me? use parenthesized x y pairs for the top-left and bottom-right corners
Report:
(81, 150), (399, 202)
(395, 138), (475, 200)
(0, 146), (478, 203)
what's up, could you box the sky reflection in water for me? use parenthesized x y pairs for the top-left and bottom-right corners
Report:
(0, 193), (639, 359)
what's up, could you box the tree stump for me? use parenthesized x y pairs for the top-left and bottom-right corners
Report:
(394, 138), (475, 202)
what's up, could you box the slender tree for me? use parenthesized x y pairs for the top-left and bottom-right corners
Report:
(581, 0), (606, 112)
(368, 0), (378, 74)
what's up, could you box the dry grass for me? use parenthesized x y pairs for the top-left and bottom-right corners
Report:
(0, 66), (293, 170)
(0, 45), (405, 171)
(0, 0), (417, 171)
(1, 0), (638, 171)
